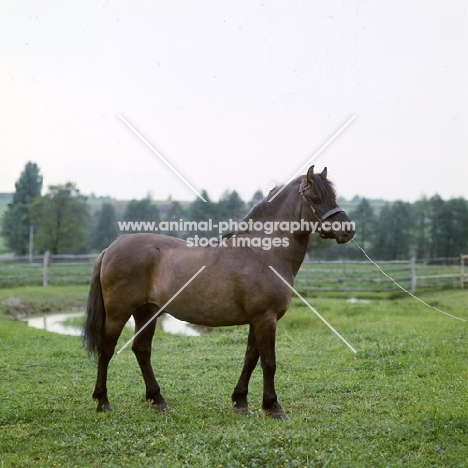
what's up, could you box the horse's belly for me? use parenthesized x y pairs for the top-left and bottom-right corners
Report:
(164, 300), (249, 327)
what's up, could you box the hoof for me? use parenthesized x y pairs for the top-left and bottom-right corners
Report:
(152, 402), (170, 412)
(266, 410), (289, 420)
(233, 405), (254, 416)
(96, 402), (112, 412)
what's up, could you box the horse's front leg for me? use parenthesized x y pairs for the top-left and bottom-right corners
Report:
(231, 325), (259, 415)
(253, 313), (289, 420)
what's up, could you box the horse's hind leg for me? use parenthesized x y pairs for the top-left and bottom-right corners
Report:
(231, 325), (259, 415)
(92, 315), (128, 411)
(132, 304), (169, 412)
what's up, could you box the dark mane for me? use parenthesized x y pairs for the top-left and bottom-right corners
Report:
(263, 174), (337, 203)
(310, 174), (337, 201)
(221, 174), (336, 240)
(242, 174), (338, 221)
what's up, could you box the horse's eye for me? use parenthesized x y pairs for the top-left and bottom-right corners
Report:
(311, 196), (321, 204)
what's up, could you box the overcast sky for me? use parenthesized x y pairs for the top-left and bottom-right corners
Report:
(1, 1), (467, 203)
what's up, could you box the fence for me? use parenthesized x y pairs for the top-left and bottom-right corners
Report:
(0, 253), (467, 294)
(295, 254), (468, 295)
(0, 253), (97, 288)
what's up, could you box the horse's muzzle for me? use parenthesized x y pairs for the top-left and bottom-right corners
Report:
(335, 225), (355, 244)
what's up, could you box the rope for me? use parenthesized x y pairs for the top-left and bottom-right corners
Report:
(352, 239), (466, 322)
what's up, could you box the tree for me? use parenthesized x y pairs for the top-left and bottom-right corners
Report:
(391, 201), (413, 259)
(449, 198), (468, 255)
(427, 195), (451, 258)
(372, 201), (412, 260)
(2, 162), (43, 254)
(165, 199), (187, 238)
(372, 204), (392, 259)
(123, 195), (160, 231)
(248, 190), (264, 209)
(91, 203), (118, 251)
(350, 198), (375, 252)
(166, 199), (186, 222)
(29, 183), (89, 254)
(188, 190), (217, 237)
(218, 190), (246, 222)
(412, 197), (430, 258)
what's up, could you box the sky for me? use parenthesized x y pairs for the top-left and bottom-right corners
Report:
(1, 0), (467, 204)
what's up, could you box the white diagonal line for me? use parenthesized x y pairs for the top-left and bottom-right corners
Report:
(268, 115), (356, 202)
(269, 266), (357, 353)
(118, 114), (207, 202)
(117, 265), (206, 354)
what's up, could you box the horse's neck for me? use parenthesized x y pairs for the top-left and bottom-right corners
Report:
(251, 186), (310, 277)
(283, 232), (310, 277)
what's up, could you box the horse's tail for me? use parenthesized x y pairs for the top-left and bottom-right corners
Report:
(82, 250), (106, 358)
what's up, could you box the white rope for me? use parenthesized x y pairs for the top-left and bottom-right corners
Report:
(352, 239), (466, 322)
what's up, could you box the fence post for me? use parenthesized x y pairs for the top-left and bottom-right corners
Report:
(43, 251), (50, 287)
(461, 254), (465, 290)
(410, 257), (416, 294)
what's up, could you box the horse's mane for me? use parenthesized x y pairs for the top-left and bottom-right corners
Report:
(257, 174), (337, 207)
(221, 174), (336, 240)
(309, 174), (337, 201)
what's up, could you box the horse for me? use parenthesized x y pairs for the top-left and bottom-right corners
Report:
(82, 165), (355, 419)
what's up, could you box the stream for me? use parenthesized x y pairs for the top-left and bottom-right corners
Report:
(25, 311), (200, 337)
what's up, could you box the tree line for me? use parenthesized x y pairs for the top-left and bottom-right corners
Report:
(326, 197), (468, 261)
(2, 162), (467, 260)
(0, 162), (261, 256)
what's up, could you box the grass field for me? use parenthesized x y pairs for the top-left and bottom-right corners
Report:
(0, 285), (467, 467)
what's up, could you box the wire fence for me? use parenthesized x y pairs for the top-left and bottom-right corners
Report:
(295, 255), (467, 295)
(0, 254), (97, 288)
(0, 253), (466, 295)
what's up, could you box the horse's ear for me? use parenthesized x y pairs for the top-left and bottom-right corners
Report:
(320, 167), (327, 179)
(306, 165), (315, 182)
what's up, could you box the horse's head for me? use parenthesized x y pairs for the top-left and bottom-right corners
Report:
(299, 166), (355, 244)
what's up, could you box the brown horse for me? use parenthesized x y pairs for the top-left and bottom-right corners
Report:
(82, 166), (355, 419)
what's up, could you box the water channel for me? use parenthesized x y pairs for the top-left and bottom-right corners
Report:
(25, 311), (200, 337)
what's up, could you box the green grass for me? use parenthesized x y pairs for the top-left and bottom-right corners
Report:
(60, 315), (87, 327)
(0, 285), (89, 319)
(0, 287), (467, 467)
